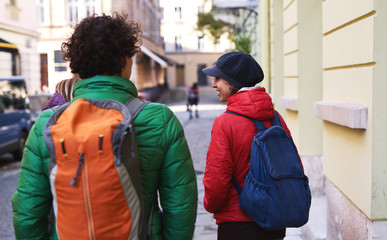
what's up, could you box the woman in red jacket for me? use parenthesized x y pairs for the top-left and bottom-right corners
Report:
(202, 52), (291, 240)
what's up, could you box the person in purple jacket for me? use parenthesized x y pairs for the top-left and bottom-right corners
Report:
(42, 77), (80, 111)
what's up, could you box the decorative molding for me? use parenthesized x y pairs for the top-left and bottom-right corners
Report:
(0, 23), (40, 38)
(323, 11), (376, 36)
(284, 23), (298, 34)
(324, 62), (376, 71)
(279, 96), (298, 111)
(314, 101), (368, 129)
(283, 0), (295, 11)
(284, 49), (298, 56)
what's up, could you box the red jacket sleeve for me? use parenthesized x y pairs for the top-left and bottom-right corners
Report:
(203, 117), (234, 213)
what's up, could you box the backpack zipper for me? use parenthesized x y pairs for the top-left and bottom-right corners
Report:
(82, 157), (96, 240)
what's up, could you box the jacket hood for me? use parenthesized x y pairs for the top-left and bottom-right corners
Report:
(226, 87), (274, 120)
(72, 75), (137, 104)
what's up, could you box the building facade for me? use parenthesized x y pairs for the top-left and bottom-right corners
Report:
(38, 0), (165, 93)
(160, 0), (233, 88)
(266, 0), (387, 239)
(0, 0), (40, 94)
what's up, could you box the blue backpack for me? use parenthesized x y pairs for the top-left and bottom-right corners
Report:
(227, 111), (311, 230)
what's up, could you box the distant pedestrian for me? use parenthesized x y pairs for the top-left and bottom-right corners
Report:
(202, 51), (294, 240)
(41, 76), (80, 111)
(187, 82), (199, 119)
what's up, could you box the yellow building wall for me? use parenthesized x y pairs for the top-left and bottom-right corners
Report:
(269, 0), (284, 112)
(276, 0), (322, 155)
(372, 0), (387, 220)
(321, 0), (387, 220)
(322, 0), (376, 218)
(282, 0), (299, 146)
(269, 0), (387, 229)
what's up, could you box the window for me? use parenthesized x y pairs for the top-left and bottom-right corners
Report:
(67, 0), (79, 24)
(161, 37), (165, 51)
(175, 36), (182, 51)
(85, 0), (95, 17)
(198, 37), (204, 51)
(54, 50), (65, 63)
(175, 7), (181, 20)
(54, 50), (67, 72)
(38, 0), (45, 23)
(7, 0), (20, 21)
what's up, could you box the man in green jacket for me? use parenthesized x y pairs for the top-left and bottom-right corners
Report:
(12, 13), (197, 240)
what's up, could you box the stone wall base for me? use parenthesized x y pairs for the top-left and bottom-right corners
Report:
(301, 155), (324, 196)
(325, 179), (387, 240)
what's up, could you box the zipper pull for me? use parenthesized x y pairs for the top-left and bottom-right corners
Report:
(98, 134), (104, 154)
(60, 138), (67, 158)
(70, 153), (84, 186)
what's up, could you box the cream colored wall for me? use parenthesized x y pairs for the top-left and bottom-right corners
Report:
(269, 0), (284, 113)
(0, 0), (40, 94)
(297, 0), (322, 156)
(272, 0), (323, 155)
(281, 0), (299, 146)
(259, 0), (269, 91)
(269, 0), (387, 226)
(321, 0), (377, 218)
(372, 0), (387, 220)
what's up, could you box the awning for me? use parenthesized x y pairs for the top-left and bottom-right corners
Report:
(0, 38), (19, 54)
(140, 46), (168, 68)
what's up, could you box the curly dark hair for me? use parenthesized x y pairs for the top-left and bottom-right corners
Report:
(62, 13), (142, 79)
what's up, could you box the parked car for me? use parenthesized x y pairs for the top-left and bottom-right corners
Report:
(0, 76), (31, 159)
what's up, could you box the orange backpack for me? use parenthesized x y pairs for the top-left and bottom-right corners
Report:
(44, 97), (148, 239)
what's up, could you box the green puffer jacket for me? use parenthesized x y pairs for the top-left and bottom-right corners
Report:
(12, 75), (198, 240)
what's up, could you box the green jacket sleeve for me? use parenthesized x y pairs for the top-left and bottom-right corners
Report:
(158, 107), (198, 240)
(12, 111), (53, 239)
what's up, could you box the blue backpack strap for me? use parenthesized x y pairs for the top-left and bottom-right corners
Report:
(231, 176), (242, 195)
(226, 110), (267, 131)
(270, 111), (283, 127)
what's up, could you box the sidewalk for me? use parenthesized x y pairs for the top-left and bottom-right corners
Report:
(166, 86), (326, 240)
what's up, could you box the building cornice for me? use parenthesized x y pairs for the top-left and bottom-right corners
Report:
(0, 22), (40, 38)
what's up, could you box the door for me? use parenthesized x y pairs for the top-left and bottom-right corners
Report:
(197, 64), (207, 86)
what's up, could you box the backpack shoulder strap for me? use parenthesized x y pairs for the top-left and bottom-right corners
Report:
(271, 111), (283, 127)
(125, 97), (149, 120)
(226, 110), (267, 131)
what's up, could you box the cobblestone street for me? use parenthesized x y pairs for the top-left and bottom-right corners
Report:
(168, 86), (226, 239)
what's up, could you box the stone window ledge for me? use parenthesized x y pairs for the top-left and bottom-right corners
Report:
(279, 96), (298, 111)
(314, 101), (368, 129)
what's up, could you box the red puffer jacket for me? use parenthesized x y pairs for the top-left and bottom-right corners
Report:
(203, 87), (291, 224)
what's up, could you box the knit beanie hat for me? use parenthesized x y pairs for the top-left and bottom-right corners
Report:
(202, 51), (264, 88)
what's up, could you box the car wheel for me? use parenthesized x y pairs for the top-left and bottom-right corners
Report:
(12, 131), (28, 160)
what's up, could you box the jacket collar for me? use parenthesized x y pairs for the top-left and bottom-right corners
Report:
(72, 75), (138, 103)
